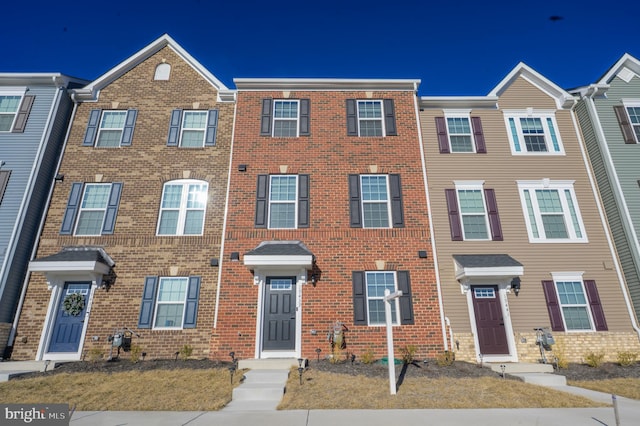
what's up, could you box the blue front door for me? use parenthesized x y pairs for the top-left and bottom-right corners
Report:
(48, 283), (90, 353)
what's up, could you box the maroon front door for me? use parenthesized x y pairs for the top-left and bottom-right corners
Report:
(472, 286), (509, 355)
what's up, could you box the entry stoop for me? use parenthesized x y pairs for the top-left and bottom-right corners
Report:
(224, 369), (291, 411)
(485, 363), (566, 386)
(237, 358), (300, 370)
(0, 361), (63, 382)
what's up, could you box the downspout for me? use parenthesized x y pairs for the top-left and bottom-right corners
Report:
(575, 90), (640, 338)
(413, 84), (449, 352)
(9, 84), (77, 350)
(213, 94), (238, 328)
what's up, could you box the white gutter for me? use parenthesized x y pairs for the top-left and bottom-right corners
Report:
(573, 95), (640, 337)
(9, 86), (78, 349)
(213, 99), (238, 328)
(413, 83), (449, 352)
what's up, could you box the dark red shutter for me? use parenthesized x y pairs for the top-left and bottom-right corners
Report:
(445, 189), (463, 241)
(471, 116), (487, 153)
(435, 117), (450, 153)
(352, 272), (367, 325)
(614, 105), (637, 144)
(484, 188), (503, 241)
(542, 280), (565, 331)
(584, 280), (608, 331)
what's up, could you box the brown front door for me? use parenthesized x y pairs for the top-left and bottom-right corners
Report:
(472, 286), (509, 355)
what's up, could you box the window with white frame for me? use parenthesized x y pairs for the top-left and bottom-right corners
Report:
(273, 100), (299, 137)
(75, 184), (114, 235)
(357, 100), (384, 137)
(505, 112), (563, 154)
(154, 277), (188, 328)
(157, 180), (208, 235)
(366, 271), (399, 325)
(96, 111), (127, 147)
(555, 279), (593, 331)
(456, 184), (490, 240)
(180, 111), (208, 147)
(268, 175), (298, 228)
(447, 116), (474, 152)
(360, 175), (391, 228)
(624, 104), (640, 142)
(0, 94), (22, 131)
(517, 180), (586, 242)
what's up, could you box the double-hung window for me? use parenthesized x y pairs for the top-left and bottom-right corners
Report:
(456, 187), (490, 240)
(260, 99), (309, 137)
(273, 100), (299, 137)
(614, 102), (640, 144)
(349, 174), (404, 229)
(435, 113), (487, 153)
(505, 111), (563, 154)
(255, 174), (309, 229)
(542, 274), (607, 332)
(346, 99), (397, 137)
(0, 92), (34, 133)
(60, 182), (123, 236)
(357, 101), (384, 136)
(138, 276), (201, 329)
(97, 111), (126, 147)
(167, 109), (219, 147)
(83, 109), (137, 147)
(352, 271), (414, 326)
(517, 180), (586, 242)
(445, 183), (502, 241)
(157, 180), (208, 236)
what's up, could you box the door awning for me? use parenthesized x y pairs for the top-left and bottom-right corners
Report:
(243, 241), (314, 269)
(453, 254), (523, 281)
(29, 246), (114, 274)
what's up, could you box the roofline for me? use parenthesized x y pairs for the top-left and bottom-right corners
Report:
(234, 78), (420, 91)
(0, 73), (89, 88)
(597, 53), (640, 85)
(72, 34), (235, 102)
(419, 96), (499, 109)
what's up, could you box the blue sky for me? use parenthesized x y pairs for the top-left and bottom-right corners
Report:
(3, 1), (639, 96)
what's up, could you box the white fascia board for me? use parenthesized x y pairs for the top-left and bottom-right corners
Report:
(234, 78), (420, 92)
(243, 255), (313, 268)
(598, 53), (640, 85)
(28, 260), (111, 275)
(454, 266), (524, 281)
(0, 74), (88, 88)
(419, 96), (499, 109)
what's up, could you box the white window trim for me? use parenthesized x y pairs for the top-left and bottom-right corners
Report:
(550, 272), (595, 332)
(179, 110), (208, 147)
(74, 183), (111, 236)
(454, 180), (490, 241)
(622, 100), (640, 143)
(95, 110), (126, 147)
(444, 109), (475, 153)
(517, 179), (587, 243)
(272, 100), (300, 137)
(360, 174), (392, 229)
(0, 89), (26, 133)
(152, 277), (188, 330)
(365, 271), (400, 326)
(156, 179), (208, 236)
(503, 109), (564, 155)
(357, 100), (386, 137)
(268, 175), (299, 229)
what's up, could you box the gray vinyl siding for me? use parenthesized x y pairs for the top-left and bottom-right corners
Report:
(0, 84), (74, 324)
(421, 75), (633, 334)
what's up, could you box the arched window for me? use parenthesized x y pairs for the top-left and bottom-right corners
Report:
(154, 63), (171, 81)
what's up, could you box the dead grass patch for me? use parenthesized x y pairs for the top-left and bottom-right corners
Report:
(0, 368), (241, 411)
(568, 378), (640, 400)
(279, 369), (605, 410)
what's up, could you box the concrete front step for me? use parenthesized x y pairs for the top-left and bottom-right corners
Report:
(232, 382), (285, 401)
(224, 367), (291, 411)
(0, 360), (64, 382)
(486, 362), (554, 374)
(242, 369), (290, 383)
(238, 358), (302, 370)
(511, 372), (567, 386)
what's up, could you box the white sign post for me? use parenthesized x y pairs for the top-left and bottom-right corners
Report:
(384, 288), (403, 395)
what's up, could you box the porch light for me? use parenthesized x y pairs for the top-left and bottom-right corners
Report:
(511, 278), (521, 296)
(310, 273), (317, 286)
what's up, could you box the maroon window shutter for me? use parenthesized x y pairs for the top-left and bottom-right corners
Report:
(541, 280), (565, 331)
(471, 116), (487, 153)
(613, 105), (637, 144)
(484, 188), (503, 241)
(445, 189), (463, 241)
(584, 280), (608, 331)
(435, 117), (450, 153)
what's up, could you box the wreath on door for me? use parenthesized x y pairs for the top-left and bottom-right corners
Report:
(62, 293), (85, 316)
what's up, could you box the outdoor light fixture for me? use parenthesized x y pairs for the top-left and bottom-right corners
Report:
(315, 348), (322, 362)
(238, 164), (247, 172)
(54, 173), (64, 182)
(511, 278), (521, 296)
(310, 273), (317, 286)
(210, 258), (219, 267)
(297, 358), (305, 385)
(418, 250), (428, 259)
(230, 252), (240, 261)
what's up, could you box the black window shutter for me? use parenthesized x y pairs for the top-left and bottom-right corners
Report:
(383, 99), (397, 136)
(260, 99), (273, 136)
(60, 182), (84, 234)
(471, 116), (487, 153)
(83, 109), (102, 146)
(484, 188), (503, 241)
(120, 109), (137, 146)
(445, 189), (463, 241)
(541, 280), (565, 332)
(352, 271), (367, 325)
(348, 174), (362, 227)
(12, 95), (35, 133)
(389, 174), (404, 228)
(613, 105), (637, 144)
(167, 109), (182, 146)
(138, 276), (158, 329)
(0, 170), (11, 205)
(183, 276), (201, 328)
(584, 280), (608, 331)
(346, 99), (358, 136)
(255, 174), (269, 228)
(298, 174), (310, 228)
(205, 109), (219, 146)
(435, 117), (450, 153)
(397, 271), (414, 325)
(101, 183), (123, 234)
(299, 99), (310, 136)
